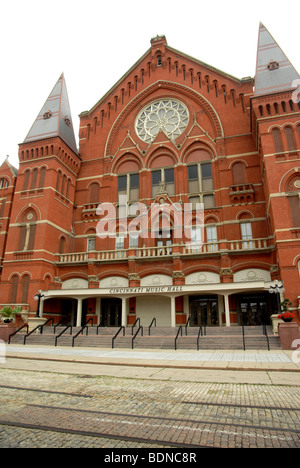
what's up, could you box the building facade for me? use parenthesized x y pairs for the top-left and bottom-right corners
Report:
(0, 24), (300, 328)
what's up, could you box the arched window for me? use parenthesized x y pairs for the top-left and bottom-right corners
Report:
(18, 210), (37, 251)
(10, 275), (19, 304)
(39, 167), (46, 188)
(0, 178), (8, 189)
(59, 236), (67, 254)
(23, 170), (30, 191)
(287, 176), (300, 227)
(232, 162), (247, 185)
(285, 127), (296, 151)
(31, 168), (38, 189)
(21, 275), (30, 304)
(89, 182), (100, 204)
(272, 128), (283, 153)
(56, 170), (62, 192)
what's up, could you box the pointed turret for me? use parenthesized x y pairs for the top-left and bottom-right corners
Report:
(254, 23), (300, 96)
(24, 74), (77, 154)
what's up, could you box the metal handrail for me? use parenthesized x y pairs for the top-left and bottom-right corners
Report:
(185, 317), (191, 336)
(174, 326), (183, 351)
(131, 318), (141, 335)
(55, 325), (72, 347)
(197, 326), (203, 351)
(8, 324), (29, 344)
(23, 320), (49, 345)
(72, 325), (89, 347)
(132, 326), (143, 349)
(40, 318), (54, 334)
(53, 319), (66, 334)
(85, 318), (94, 327)
(112, 326), (125, 349)
(242, 325), (246, 351)
(262, 324), (270, 351)
(148, 318), (156, 336)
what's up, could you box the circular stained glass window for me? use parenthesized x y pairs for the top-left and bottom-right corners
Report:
(135, 99), (189, 144)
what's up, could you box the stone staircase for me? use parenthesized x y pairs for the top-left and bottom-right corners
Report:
(8, 324), (281, 351)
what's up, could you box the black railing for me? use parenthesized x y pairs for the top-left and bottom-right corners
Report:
(242, 325), (246, 351)
(55, 325), (72, 347)
(72, 324), (89, 347)
(185, 317), (191, 335)
(131, 318), (141, 335)
(262, 324), (270, 351)
(112, 326), (125, 349)
(8, 324), (29, 344)
(196, 326), (203, 351)
(174, 326), (183, 351)
(39, 318), (54, 334)
(23, 320), (49, 345)
(132, 326), (143, 349)
(85, 318), (94, 327)
(148, 318), (156, 336)
(53, 319), (67, 334)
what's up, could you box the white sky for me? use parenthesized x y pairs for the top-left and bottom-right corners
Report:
(1, 0), (300, 170)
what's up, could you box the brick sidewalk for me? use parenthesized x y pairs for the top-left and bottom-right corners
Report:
(0, 367), (299, 448)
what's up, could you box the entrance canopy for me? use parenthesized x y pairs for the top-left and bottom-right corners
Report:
(42, 280), (275, 328)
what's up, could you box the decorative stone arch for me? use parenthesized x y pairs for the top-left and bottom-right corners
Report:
(183, 264), (219, 277)
(139, 266), (174, 280)
(15, 203), (41, 224)
(60, 272), (89, 282)
(112, 152), (143, 174)
(205, 214), (220, 224)
(236, 210), (254, 220)
(105, 80), (224, 159)
(140, 274), (173, 287)
(182, 141), (216, 164)
(146, 146), (179, 169)
(279, 168), (300, 193)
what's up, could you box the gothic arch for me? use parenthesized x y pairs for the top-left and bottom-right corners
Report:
(15, 204), (41, 224)
(112, 152), (143, 174)
(105, 80), (224, 158)
(182, 141), (216, 164)
(146, 146), (178, 169)
(279, 168), (300, 192)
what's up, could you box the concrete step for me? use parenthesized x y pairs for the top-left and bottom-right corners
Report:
(8, 324), (281, 351)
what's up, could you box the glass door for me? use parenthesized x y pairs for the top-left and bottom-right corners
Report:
(189, 296), (219, 326)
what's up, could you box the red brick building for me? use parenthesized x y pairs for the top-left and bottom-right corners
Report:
(1, 23), (299, 328)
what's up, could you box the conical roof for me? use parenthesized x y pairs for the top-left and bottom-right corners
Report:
(254, 23), (300, 96)
(24, 74), (77, 154)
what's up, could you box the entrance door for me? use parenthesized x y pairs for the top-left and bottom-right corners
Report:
(238, 294), (269, 325)
(189, 296), (219, 326)
(100, 299), (121, 327)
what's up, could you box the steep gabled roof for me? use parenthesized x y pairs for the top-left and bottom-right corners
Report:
(24, 74), (78, 154)
(82, 35), (253, 117)
(254, 23), (300, 96)
(0, 156), (18, 177)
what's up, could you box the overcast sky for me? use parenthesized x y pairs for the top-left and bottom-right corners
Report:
(1, 0), (300, 169)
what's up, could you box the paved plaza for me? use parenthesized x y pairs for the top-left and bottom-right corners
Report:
(0, 345), (300, 448)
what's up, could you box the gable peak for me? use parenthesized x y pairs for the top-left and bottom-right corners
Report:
(151, 35), (167, 49)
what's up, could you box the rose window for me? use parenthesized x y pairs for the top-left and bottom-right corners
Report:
(135, 99), (189, 144)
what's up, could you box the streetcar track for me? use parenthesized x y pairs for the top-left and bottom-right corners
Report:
(0, 420), (211, 449)
(0, 384), (92, 398)
(1, 386), (299, 447)
(182, 401), (300, 412)
(27, 403), (300, 435)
